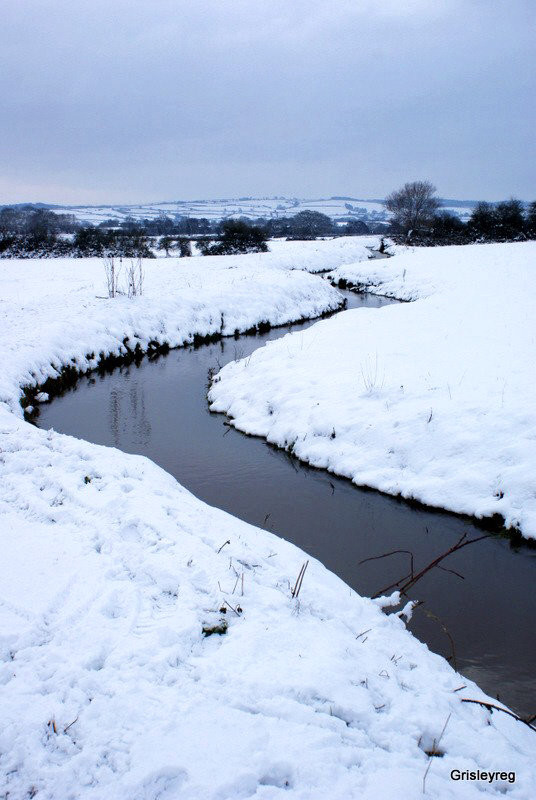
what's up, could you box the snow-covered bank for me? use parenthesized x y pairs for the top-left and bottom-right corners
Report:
(1, 241), (535, 798)
(1, 239), (368, 416)
(2, 416), (535, 799)
(210, 242), (536, 540)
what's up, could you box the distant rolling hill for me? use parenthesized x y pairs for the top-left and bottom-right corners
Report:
(3, 196), (479, 225)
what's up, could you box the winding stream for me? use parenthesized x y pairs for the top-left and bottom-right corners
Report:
(37, 289), (536, 716)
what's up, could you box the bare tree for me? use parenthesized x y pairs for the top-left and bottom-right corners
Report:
(178, 238), (192, 257)
(384, 181), (440, 236)
(159, 235), (175, 256)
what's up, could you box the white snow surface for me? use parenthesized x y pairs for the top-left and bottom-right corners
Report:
(0, 238), (371, 416)
(210, 242), (536, 540)
(1, 240), (535, 798)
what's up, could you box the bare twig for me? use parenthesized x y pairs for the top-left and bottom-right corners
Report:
(460, 699), (536, 732)
(359, 549), (414, 581)
(63, 715), (79, 733)
(360, 352), (384, 394)
(217, 539), (230, 554)
(222, 598), (242, 616)
(436, 565), (465, 581)
(373, 570), (414, 599)
(229, 562), (240, 578)
(423, 714), (451, 793)
(126, 256), (144, 297)
(291, 560), (309, 599)
(103, 256), (119, 298)
(371, 532), (489, 599)
(416, 605), (458, 671)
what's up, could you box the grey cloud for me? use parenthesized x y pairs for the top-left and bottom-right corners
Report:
(0, 0), (534, 203)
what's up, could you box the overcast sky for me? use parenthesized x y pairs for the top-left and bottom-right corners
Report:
(1, 0), (534, 205)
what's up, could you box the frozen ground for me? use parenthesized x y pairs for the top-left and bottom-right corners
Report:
(210, 242), (536, 540)
(1, 240), (534, 798)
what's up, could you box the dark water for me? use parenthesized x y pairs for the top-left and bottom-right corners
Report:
(38, 292), (536, 716)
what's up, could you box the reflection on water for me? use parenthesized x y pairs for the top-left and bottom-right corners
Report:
(108, 384), (152, 449)
(38, 292), (536, 716)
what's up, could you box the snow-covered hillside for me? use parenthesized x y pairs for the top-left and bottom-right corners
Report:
(210, 241), (536, 540)
(30, 195), (476, 226)
(1, 239), (534, 799)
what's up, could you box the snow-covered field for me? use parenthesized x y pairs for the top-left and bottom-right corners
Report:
(210, 242), (536, 541)
(1, 239), (534, 798)
(48, 196), (392, 225)
(36, 195), (476, 226)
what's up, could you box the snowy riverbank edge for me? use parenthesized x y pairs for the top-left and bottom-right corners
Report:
(1, 241), (534, 799)
(210, 242), (536, 542)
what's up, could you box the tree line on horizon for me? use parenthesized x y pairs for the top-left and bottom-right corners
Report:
(0, 187), (535, 258)
(384, 181), (536, 245)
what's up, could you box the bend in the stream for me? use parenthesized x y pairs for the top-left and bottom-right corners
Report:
(37, 290), (536, 717)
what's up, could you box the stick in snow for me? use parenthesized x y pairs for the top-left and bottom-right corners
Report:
(460, 699), (536, 733)
(291, 560), (309, 599)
